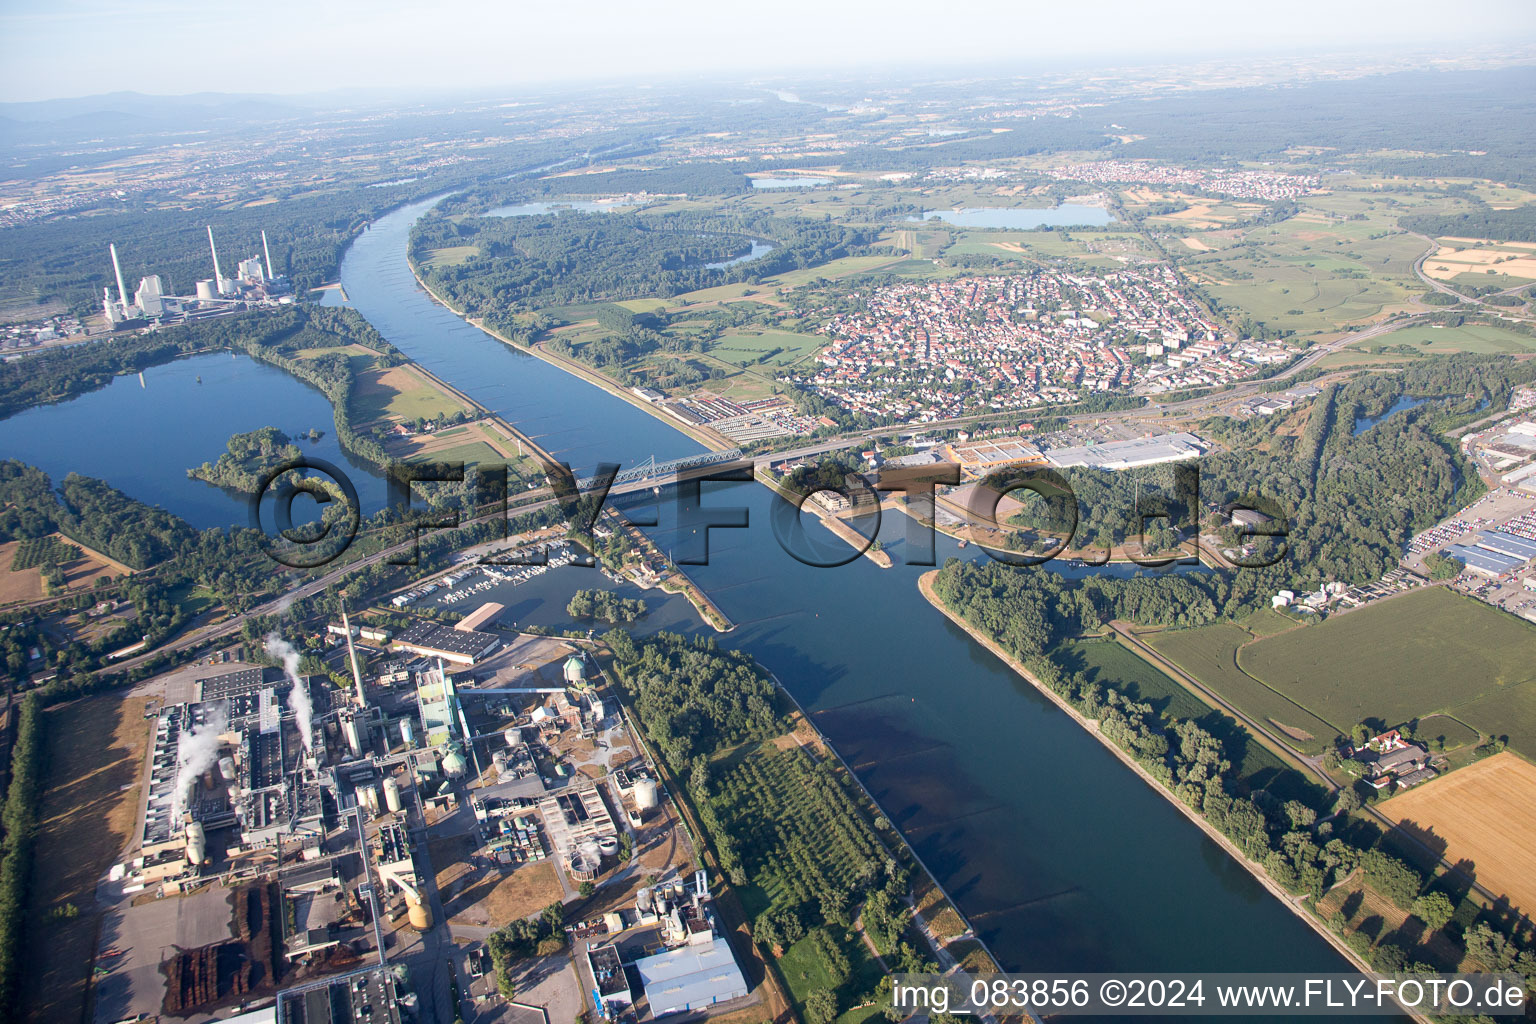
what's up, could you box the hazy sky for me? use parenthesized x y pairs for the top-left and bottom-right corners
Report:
(1, 0), (1532, 103)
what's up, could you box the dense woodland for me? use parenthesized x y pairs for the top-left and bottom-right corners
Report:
(411, 206), (878, 317)
(1400, 204), (1536, 244)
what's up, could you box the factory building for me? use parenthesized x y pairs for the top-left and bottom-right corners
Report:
(1044, 432), (1207, 470)
(635, 936), (749, 1017)
(1444, 544), (1525, 577)
(100, 227), (289, 331)
(392, 619), (501, 665)
(134, 666), (326, 892)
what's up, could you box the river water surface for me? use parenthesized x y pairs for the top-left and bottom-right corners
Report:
(333, 200), (1355, 989)
(0, 196), (1357, 1002)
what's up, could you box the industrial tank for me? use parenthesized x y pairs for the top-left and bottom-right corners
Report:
(195, 279), (217, 301)
(598, 834), (620, 857)
(405, 891), (433, 930)
(218, 756), (237, 781)
(503, 726), (521, 748)
(442, 749), (467, 779)
(400, 719), (415, 747)
(184, 822), (207, 866)
(383, 776), (403, 813)
(633, 777), (660, 811)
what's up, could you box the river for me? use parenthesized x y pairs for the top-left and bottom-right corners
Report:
(0, 194), (1356, 999)
(334, 200), (1356, 988)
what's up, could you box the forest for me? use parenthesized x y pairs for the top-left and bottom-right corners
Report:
(410, 206), (878, 316)
(1400, 204), (1536, 243)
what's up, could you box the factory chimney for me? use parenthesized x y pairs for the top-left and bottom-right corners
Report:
(207, 226), (225, 294)
(109, 243), (129, 311)
(261, 230), (274, 282)
(341, 601), (367, 709)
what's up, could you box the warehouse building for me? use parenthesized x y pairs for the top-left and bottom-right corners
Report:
(1444, 544), (1525, 577)
(392, 619), (501, 665)
(1475, 530), (1536, 562)
(635, 934), (749, 1017)
(1043, 432), (1206, 470)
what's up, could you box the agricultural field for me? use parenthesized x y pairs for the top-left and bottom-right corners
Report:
(1378, 752), (1536, 918)
(1238, 588), (1536, 754)
(1176, 192), (1436, 336)
(1146, 621), (1338, 754)
(352, 364), (473, 425)
(1422, 239), (1536, 285)
(712, 745), (890, 1024)
(421, 245), (478, 268)
(707, 329), (824, 368)
(1352, 323), (1536, 355)
(0, 535), (130, 605)
(22, 695), (153, 1024)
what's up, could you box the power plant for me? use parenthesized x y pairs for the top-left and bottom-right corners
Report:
(101, 226), (292, 329)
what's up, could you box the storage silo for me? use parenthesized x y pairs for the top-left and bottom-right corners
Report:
(633, 777), (660, 811)
(400, 719), (416, 747)
(383, 776), (403, 814)
(218, 756), (237, 781)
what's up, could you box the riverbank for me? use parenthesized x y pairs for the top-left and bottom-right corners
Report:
(915, 569), (1418, 1012)
(406, 261), (736, 455)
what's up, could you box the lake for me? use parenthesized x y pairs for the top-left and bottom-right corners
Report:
(751, 177), (831, 189)
(0, 351), (388, 530)
(912, 204), (1117, 229)
(484, 200), (634, 217)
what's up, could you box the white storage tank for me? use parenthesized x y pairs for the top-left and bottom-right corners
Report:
(184, 821), (207, 866)
(361, 784), (380, 814)
(633, 777), (660, 811)
(400, 719), (415, 747)
(218, 756), (237, 781)
(503, 726), (521, 748)
(383, 776), (403, 814)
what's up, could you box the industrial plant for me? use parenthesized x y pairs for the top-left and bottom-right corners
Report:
(101, 226), (292, 329)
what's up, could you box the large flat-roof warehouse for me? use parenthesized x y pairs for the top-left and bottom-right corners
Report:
(391, 619), (501, 665)
(635, 935), (749, 1017)
(1044, 432), (1206, 470)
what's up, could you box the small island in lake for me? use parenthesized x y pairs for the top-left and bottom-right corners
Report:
(567, 588), (647, 623)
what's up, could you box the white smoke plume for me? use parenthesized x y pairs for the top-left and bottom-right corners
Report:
(265, 632), (314, 751)
(172, 701), (229, 823)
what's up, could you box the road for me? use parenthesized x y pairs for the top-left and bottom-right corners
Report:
(1410, 232), (1536, 309)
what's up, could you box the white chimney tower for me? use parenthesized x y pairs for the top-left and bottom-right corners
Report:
(207, 226), (226, 295)
(261, 230), (274, 281)
(341, 602), (367, 709)
(109, 243), (129, 311)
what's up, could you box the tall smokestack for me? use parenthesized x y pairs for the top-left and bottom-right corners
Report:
(207, 226), (225, 293)
(109, 243), (129, 310)
(341, 602), (367, 709)
(261, 230), (274, 281)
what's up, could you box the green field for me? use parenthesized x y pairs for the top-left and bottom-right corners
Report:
(410, 439), (504, 465)
(708, 329), (825, 368)
(1238, 588), (1536, 752)
(352, 365), (468, 423)
(422, 245), (478, 268)
(1147, 622), (1339, 753)
(1354, 323), (1536, 354)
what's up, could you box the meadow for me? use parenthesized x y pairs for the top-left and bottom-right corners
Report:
(1238, 589), (1536, 753)
(1353, 323), (1536, 355)
(707, 329), (825, 368)
(1146, 621), (1339, 753)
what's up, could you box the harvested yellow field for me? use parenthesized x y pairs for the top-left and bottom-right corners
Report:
(1181, 236), (1215, 251)
(1379, 752), (1536, 916)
